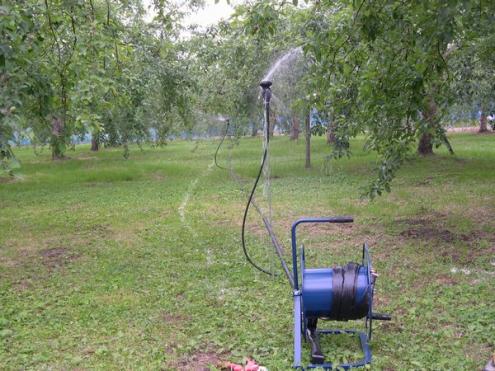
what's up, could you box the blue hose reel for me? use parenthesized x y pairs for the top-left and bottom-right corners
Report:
(292, 217), (391, 370)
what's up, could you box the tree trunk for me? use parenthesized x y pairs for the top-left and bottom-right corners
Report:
(51, 116), (65, 160)
(305, 112), (311, 168)
(418, 132), (433, 155)
(91, 134), (100, 151)
(327, 122), (337, 144)
(325, 112), (336, 144)
(418, 99), (436, 155)
(479, 110), (488, 133)
(290, 115), (300, 140)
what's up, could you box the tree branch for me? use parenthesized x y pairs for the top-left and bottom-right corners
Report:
(43, 0), (62, 66)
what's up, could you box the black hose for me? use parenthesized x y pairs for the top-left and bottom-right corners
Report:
(213, 84), (279, 277)
(241, 90), (276, 276)
(211, 116), (273, 275)
(214, 119), (230, 170)
(241, 143), (275, 276)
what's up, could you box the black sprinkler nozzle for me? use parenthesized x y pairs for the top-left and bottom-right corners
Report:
(260, 80), (272, 104)
(260, 80), (272, 89)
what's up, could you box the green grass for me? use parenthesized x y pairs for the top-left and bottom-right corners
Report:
(0, 133), (494, 370)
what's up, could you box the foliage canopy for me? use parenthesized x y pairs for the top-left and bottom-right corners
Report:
(2, 0), (494, 194)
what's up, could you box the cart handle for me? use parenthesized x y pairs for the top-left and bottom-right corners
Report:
(291, 217), (354, 290)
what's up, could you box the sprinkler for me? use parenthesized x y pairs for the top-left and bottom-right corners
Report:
(240, 79), (391, 369)
(241, 79), (294, 285)
(260, 80), (272, 98)
(260, 80), (272, 142)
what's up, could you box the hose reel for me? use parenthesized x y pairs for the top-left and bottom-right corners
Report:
(302, 257), (371, 321)
(292, 217), (391, 369)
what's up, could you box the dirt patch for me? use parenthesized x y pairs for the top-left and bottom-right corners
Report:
(0, 174), (25, 184)
(395, 213), (495, 263)
(74, 222), (139, 245)
(396, 212), (446, 226)
(414, 176), (434, 186)
(461, 205), (495, 226)
(13, 279), (33, 291)
(0, 176), (15, 184)
(400, 227), (457, 243)
(150, 172), (167, 181)
(401, 218), (492, 243)
(380, 320), (404, 334)
(174, 350), (226, 371)
(399, 226), (483, 263)
(40, 247), (79, 269)
(3, 224), (130, 271)
(162, 312), (189, 325)
(435, 274), (458, 286)
(397, 213), (473, 244)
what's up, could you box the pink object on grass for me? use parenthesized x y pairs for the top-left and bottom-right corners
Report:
(228, 359), (260, 371)
(244, 359), (259, 371)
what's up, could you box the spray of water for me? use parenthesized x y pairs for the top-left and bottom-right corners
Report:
(256, 48), (302, 275)
(216, 115), (229, 122)
(260, 47), (304, 226)
(263, 47), (303, 82)
(239, 47), (307, 279)
(271, 93), (290, 114)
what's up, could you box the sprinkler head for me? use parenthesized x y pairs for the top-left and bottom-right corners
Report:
(260, 80), (272, 104)
(260, 80), (273, 89)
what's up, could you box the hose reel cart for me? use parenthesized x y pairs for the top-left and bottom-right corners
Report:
(292, 217), (391, 369)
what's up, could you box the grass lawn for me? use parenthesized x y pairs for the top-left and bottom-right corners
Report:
(0, 133), (494, 370)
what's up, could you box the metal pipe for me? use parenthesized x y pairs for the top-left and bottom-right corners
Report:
(258, 80), (295, 288)
(260, 212), (295, 289)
